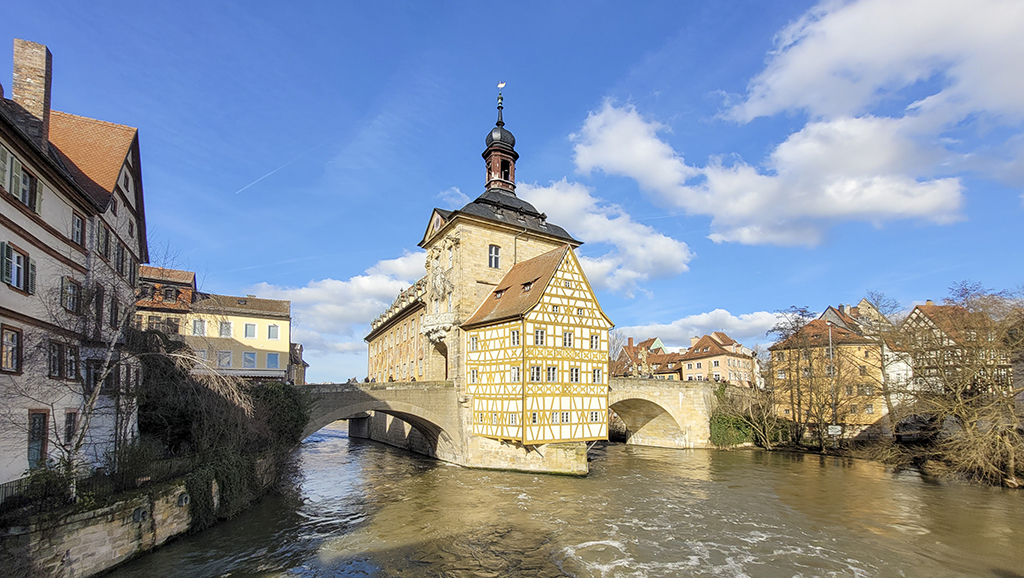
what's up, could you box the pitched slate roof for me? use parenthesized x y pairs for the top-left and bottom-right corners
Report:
(462, 245), (569, 328)
(422, 189), (579, 248)
(192, 293), (291, 320)
(47, 110), (135, 207)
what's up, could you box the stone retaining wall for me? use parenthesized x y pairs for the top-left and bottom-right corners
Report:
(0, 481), (191, 578)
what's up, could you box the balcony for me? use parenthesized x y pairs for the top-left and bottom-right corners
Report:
(422, 312), (456, 343)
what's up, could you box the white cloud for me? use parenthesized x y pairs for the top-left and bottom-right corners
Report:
(573, 1), (1024, 245)
(617, 309), (784, 350)
(730, 0), (1024, 124)
(436, 186), (470, 209)
(250, 250), (426, 380)
(518, 179), (693, 296)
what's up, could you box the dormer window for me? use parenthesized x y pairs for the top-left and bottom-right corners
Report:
(494, 290), (504, 299)
(164, 288), (177, 302)
(522, 282), (533, 292)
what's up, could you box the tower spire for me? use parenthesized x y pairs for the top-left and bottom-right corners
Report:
(496, 81), (505, 127)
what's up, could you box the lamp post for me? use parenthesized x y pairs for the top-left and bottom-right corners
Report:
(827, 320), (838, 448)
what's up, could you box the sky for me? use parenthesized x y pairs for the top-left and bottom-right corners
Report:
(3, 0), (1022, 382)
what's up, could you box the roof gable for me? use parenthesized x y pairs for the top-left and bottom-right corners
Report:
(48, 110), (136, 207)
(462, 245), (568, 328)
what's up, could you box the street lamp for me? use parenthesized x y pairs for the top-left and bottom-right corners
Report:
(827, 320), (838, 448)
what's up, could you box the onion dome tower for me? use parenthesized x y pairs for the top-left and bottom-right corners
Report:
(483, 85), (519, 194)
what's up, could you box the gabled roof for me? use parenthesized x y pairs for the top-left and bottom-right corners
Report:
(769, 318), (872, 350)
(192, 293), (291, 320)
(48, 110), (136, 207)
(908, 303), (973, 341)
(139, 265), (196, 286)
(710, 332), (736, 346)
(462, 245), (569, 328)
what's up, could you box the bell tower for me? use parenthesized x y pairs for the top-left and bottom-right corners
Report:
(483, 83), (519, 194)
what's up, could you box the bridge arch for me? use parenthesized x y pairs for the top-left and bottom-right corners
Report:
(608, 378), (715, 449)
(304, 391), (463, 464)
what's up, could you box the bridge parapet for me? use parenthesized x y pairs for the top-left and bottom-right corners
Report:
(303, 380), (454, 395)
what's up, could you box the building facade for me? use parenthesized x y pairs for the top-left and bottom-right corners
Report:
(1, 39), (147, 483)
(366, 92), (612, 445)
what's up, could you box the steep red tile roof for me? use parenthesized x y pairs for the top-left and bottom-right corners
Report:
(139, 265), (195, 285)
(48, 110), (135, 207)
(710, 332), (736, 346)
(769, 318), (872, 350)
(462, 246), (569, 328)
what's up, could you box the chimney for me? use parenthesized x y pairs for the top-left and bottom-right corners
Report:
(838, 304), (845, 315)
(925, 299), (934, 306)
(690, 336), (700, 347)
(628, 337), (633, 347)
(11, 39), (53, 148)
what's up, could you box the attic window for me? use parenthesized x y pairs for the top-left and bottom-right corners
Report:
(238, 299), (247, 305)
(494, 290), (504, 299)
(522, 282), (533, 292)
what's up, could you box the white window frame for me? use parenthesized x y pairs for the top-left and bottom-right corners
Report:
(590, 335), (599, 349)
(217, 350), (232, 368)
(510, 330), (520, 346)
(530, 366), (542, 382)
(470, 335), (478, 351)
(534, 329), (545, 346)
(268, 324), (280, 340)
(244, 323), (257, 339)
(592, 368), (602, 383)
(511, 366), (520, 381)
(193, 319), (206, 336)
(570, 367), (580, 383)
(219, 321), (232, 338)
(488, 245), (500, 268)
(470, 368), (478, 383)
(562, 331), (573, 347)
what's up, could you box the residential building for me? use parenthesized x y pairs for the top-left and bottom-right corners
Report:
(135, 265), (196, 335)
(366, 92), (613, 444)
(1, 39), (147, 483)
(769, 304), (910, 438)
(676, 332), (757, 386)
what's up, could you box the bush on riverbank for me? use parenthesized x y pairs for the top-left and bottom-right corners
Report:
(709, 411), (753, 447)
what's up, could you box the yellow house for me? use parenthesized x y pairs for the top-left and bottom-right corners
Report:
(185, 294), (292, 382)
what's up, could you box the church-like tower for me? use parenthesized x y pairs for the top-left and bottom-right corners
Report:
(483, 89), (519, 193)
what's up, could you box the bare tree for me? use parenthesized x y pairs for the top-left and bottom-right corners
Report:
(608, 329), (627, 361)
(767, 306), (815, 442)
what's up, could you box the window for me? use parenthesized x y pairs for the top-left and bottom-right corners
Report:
(859, 365), (868, 376)
(220, 321), (232, 338)
(66, 346), (78, 380)
(62, 277), (81, 313)
(64, 411), (78, 446)
(846, 386), (854, 396)
(470, 336), (478, 351)
(563, 280), (571, 288)
(510, 330), (520, 346)
(488, 245), (500, 268)
(128, 221), (134, 238)
(713, 360), (720, 367)
(49, 342), (64, 378)
(590, 335), (599, 349)
(98, 225), (110, 259)
(592, 368), (602, 383)
(530, 366), (542, 382)
(511, 366), (521, 381)
(243, 352), (257, 369)
(561, 411), (570, 424)
(522, 282), (532, 292)
(577, 308), (584, 315)
(28, 411), (48, 469)
(849, 404), (858, 414)
(531, 412), (538, 424)
(546, 366), (557, 382)
(111, 196), (118, 216)
(128, 257), (137, 287)
(244, 323), (257, 339)
(109, 296), (119, 328)
(696, 362), (702, 369)
(116, 244), (125, 276)
(570, 368), (580, 383)
(217, 351), (232, 367)
(1, 242), (35, 294)
(470, 368), (478, 383)
(268, 324), (280, 340)
(563, 332), (573, 347)
(534, 329), (545, 346)
(93, 284), (104, 334)
(163, 287), (177, 302)
(590, 411), (600, 422)
(193, 319), (206, 336)
(17, 167), (41, 212)
(687, 363), (693, 370)
(195, 349), (207, 360)
(71, 213), (85, 246)
(864, 404), (874, 414)
(777, 370), (786, 379)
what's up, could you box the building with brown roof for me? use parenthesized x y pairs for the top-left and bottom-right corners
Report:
(366, 93), (613, 445)
(1, 39), (148, 484)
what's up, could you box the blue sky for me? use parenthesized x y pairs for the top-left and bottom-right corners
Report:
(4, 0), (1022, 382)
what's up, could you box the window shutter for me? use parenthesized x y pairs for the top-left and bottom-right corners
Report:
(28, 259), (36, 295)
(61, 276), (68, 308)
(0, 147), (8, 190)
(11, 158), (22, 199)
(33, 179), (42, 214)
(1, 241), (10, 283)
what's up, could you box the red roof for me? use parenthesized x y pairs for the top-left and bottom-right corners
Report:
(770, 318), (872, 350)
(48, 110), (135, 207)
(462, 246), (569, 328)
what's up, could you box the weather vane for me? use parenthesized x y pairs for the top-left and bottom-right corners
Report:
(497, 81), (505, 106)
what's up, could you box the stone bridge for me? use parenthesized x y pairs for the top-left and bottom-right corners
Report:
(300, 378), (716, 474)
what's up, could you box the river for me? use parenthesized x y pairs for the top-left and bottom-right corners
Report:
(106, 422), (1024, 578)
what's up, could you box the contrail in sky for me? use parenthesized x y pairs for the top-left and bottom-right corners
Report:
(233, 143), (324, 195)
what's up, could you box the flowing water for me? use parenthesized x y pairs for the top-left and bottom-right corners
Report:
(107, 422), (1024, 577)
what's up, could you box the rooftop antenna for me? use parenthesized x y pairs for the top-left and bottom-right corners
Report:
(496, 81), (506, 126)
